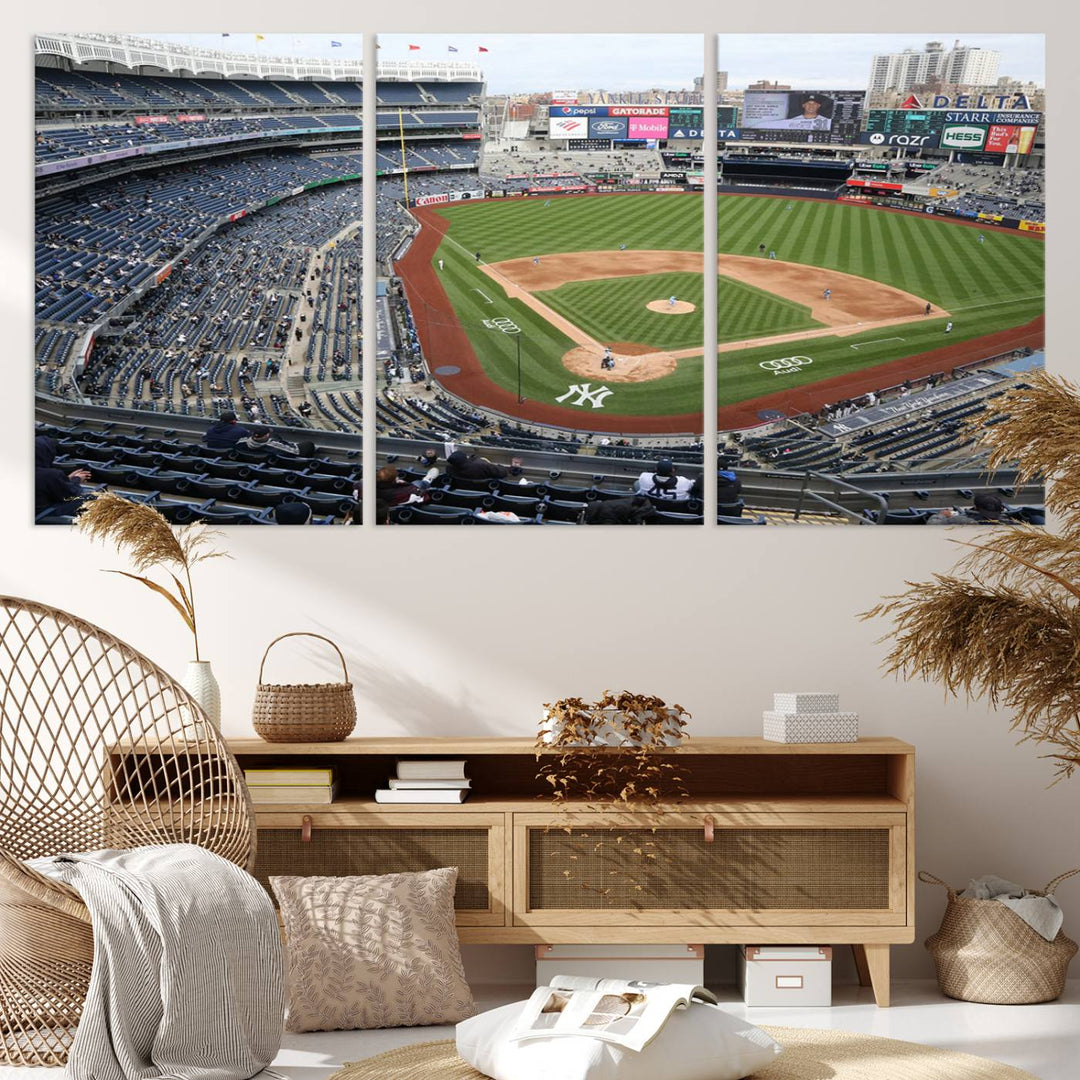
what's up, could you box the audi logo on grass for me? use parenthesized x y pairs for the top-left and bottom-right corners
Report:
(759, 356), (813, 375)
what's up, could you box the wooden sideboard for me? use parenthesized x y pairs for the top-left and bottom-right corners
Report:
(218, 736), (914, 1007)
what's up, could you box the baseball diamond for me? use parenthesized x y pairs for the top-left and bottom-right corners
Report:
(394, 191), (1043, 435)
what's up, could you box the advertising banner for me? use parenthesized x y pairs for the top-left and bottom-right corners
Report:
(176, 114), (206, 122)
(549, 115), (589, 138)
(610, 105), (668, 117)
(627, 116), (669, 139)
(550, 105), (603, 117)
(660, 171), (687, 182)
(1019, 220), (1046, 233)
(984, 124), (1037, 154)
(448, 190), (485, 202)
(134, 115), (169, 124)
(859, 131), (939, 148)
(944, 110), (1041, 126)
(588, 116), (629, 139)
(414, 193), (449, 206)
(551, 90), (577, 105)
(940, 124), (987, 151)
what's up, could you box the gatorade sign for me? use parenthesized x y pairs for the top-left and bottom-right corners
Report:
(940, 125), (987, 150)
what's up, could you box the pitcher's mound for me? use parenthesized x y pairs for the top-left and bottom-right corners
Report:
(647, 299), (695, 315)
(562, 342), (677, 384)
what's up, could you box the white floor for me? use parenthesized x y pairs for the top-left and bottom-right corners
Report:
(2, 981), (1075, 1080)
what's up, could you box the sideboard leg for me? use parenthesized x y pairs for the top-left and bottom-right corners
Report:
(861, 943), (890, 1007)
(851, 944), (872, 988)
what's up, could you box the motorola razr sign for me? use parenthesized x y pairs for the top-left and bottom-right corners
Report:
(940, 125), (987, 151)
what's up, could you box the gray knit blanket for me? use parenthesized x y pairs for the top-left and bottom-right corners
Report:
(30, 844), (284, 1080)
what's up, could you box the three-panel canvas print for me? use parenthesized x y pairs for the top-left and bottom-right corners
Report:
(34, 32), (1045, 525)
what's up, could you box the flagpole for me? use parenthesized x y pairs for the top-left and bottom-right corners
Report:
(398, 107), (410, 209)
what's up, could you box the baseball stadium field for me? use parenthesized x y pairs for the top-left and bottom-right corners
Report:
(394, 191), (1044, 433)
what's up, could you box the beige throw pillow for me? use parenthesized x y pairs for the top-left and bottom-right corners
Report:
(270, 868), (477, 1032)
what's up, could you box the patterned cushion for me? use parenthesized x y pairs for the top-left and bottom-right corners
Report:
(270, 868), (477, 1032)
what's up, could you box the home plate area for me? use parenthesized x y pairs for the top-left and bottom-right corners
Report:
(647, 299), (696, 314)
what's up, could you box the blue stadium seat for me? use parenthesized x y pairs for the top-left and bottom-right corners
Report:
(390, 504), (476, 525)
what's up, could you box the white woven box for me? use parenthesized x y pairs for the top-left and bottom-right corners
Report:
(763, 711), (859, 743)
(772, 692), (840, 715)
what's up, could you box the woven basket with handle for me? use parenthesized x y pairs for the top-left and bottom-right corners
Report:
(252, 633), (357, 743)
(920, 868), (1079, 1004)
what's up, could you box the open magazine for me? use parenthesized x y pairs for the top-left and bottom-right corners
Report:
(508, 975), (718, 1053)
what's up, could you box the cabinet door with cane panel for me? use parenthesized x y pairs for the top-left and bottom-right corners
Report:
(513, 811), (907, 930)
(252, 810), (506, 926)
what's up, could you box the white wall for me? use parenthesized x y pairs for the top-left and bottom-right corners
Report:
(8, 3), (1077, 985)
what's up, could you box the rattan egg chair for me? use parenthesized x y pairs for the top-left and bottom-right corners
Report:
(0, 596), (256, 1067)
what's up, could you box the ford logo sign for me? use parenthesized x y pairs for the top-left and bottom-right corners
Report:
(593, 121), (622, 134)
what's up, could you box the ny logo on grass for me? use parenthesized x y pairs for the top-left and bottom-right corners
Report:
(556, 383), (613, 409)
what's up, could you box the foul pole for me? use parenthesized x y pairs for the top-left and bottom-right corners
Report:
(398, 107), (410, 208)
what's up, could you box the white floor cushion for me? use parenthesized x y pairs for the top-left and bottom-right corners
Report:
(456, 999), (783, 1080)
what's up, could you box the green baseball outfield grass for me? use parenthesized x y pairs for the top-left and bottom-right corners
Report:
(718, 194), (1044, 407)
(410, 193), (1043, 424)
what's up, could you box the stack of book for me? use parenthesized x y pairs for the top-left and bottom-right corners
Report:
(375, 759), (470, 803)
(245, 766), (337, 804)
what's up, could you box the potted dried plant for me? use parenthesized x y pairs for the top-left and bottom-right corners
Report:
(76, 491), (229, 727)
(866, 370), (1080, 782)
(535, 692), (690, 907)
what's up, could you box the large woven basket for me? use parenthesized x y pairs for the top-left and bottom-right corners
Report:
(921, 869), (1079, 1004)
(252, 633), (357, 743)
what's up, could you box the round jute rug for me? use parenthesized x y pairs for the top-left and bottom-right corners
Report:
(333, 1027), (1038, 1080)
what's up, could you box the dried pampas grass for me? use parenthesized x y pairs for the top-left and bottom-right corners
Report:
(867, 371), (1080, 783)
(76, 491), (228, 661)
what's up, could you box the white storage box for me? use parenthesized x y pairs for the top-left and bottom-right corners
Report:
(536, 944), (704, 987)
(772, 692), (840, 715)
(762, 711), (859, 744)
(738, 946), (832, 1007)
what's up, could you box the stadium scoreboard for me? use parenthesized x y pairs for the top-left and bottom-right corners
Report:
(739, 89), (864, 145)
(866, 110), (939, 140)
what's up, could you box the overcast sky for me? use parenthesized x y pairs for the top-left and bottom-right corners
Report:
(148, 32), (1043, 94)
(718, 34), (1045, 89)
(150, 33), (704, 94)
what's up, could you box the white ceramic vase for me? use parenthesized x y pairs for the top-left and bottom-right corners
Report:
(182, 660), (221, 730)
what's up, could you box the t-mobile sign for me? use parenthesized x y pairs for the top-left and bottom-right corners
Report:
(627, 116), (669, 139)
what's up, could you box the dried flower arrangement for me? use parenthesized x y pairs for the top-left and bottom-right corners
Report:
(535, 692), (690, 907)
(76, 492), (228, 662)
(866, 370), (1080, 783)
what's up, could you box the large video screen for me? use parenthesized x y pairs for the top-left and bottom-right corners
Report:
(739, 89), (864, 144)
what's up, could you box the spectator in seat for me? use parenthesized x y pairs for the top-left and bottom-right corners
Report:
(717, 469), (743, 514)
(376, 464), (437, 506)
(928, 492), (1010, 525)
(445, 449), (522, 481)
(35, 436), (90, 514)
(273, 502), (313, 525)
(238, 430), (315, 458)
(635, 458), (694, 500)
(581, 495), (655, 525)
(204, 411), (252, 449)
